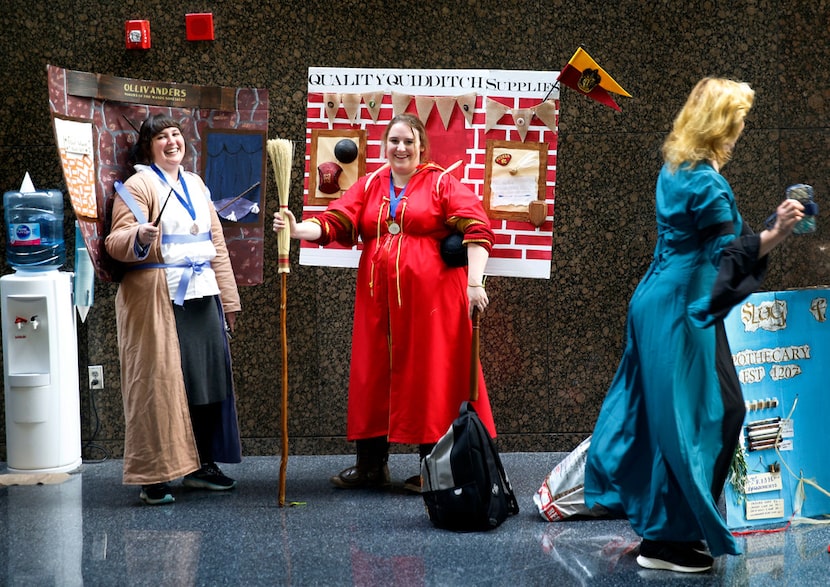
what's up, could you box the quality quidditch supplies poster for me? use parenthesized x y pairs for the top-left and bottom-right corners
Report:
(723, 288), (830, 529)
(302, 67), (560, 279)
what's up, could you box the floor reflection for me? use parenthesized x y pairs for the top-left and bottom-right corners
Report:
(5, 474), (83, 586)
(538, 524), (641, 583)
(2, 454), (830, 586)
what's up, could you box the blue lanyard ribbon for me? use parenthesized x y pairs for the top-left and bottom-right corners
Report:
(151, 164), (196, 221)
(389, 172), (407, 219)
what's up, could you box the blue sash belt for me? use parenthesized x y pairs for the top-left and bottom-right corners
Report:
(114, 181), (214, 304)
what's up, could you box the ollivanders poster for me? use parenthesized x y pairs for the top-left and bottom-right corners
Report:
(723, 288), (830, 529)
(46, 65), (269, 286)
(302, 67), (560, 280)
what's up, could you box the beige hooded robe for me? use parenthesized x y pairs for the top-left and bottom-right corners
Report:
(105, 171), (241, 485)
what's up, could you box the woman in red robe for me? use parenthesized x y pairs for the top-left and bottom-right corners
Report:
(273, 113), (496, 491)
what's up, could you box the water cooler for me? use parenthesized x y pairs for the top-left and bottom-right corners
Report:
(2, 185), (81, 473)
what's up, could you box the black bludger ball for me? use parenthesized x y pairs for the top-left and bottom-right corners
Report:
(334, 139), (359, 164)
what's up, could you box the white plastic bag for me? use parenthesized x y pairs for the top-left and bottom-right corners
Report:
(533, 436), (608, 521)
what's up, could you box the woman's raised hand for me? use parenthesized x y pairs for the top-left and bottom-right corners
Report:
(272, 209), (297, 237)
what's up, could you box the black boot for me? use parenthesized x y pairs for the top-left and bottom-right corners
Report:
(330, 436), (390, 489)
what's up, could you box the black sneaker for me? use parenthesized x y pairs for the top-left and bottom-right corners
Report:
(140, 483), (175, 505)
(183, 462), (237, 491)
(636, 539), (714, 573)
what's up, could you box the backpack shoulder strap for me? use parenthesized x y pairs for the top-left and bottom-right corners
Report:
(468, 403), (520, 517)
(113, 180), (148, 224)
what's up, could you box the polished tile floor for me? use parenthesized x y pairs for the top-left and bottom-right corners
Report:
(2, 452), (829, 586)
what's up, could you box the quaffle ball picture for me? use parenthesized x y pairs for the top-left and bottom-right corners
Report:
(308, 129), (366, 206)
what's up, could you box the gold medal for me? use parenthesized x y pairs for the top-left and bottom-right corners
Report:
(190, 222), (199, 235)
(388, 221), (401, 235)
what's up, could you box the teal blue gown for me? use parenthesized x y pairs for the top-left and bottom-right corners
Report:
(584, 161), (768, 557)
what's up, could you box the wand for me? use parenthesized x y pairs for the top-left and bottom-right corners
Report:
(216, 181), (262, 214)
(153, 188), (174, 226)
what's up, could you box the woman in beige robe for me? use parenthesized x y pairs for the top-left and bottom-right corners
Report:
(106, 114), (242, 504)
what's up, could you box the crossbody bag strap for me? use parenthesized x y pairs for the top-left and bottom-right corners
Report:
(113, 181), (149, 224)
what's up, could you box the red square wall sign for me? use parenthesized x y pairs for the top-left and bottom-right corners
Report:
(186, 13), (214, 41)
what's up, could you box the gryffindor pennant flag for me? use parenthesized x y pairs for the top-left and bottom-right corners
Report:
(557, 47), (631, 111)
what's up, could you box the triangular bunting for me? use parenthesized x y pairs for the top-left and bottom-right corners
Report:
(533, 100), (559, 134)
(341, 93), (362, 124)
(364, 92), (383, 122)
(392, 92), (412, 116)
(435, 96), (457, 130)
(485, 98), (510, 133)
(456, 92), (477, 126)
(512, 108), (532, 142)
(323, 92), (341, 125)
(415, 96), (435, 126)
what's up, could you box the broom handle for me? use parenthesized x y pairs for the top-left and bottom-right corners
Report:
(278, 273), (289, 506)
(469, 307), (480, 402)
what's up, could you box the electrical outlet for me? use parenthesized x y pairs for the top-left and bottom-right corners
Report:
(88, 365), (104, 390)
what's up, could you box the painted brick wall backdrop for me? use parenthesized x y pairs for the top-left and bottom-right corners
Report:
(0, 1), (828, 460)
(300, 68), (558, 278)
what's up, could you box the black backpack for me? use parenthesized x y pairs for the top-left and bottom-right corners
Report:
(421, 401), (519, 531)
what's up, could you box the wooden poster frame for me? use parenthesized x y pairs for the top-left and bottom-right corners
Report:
(308, 128), (366, 206)
(483, 139), (547, 222)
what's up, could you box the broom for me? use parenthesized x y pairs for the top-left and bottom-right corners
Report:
(267, 138), (294, 507)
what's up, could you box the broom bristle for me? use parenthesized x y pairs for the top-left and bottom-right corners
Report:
(267, 139), (295, 272)
(267, 139), (294, 207)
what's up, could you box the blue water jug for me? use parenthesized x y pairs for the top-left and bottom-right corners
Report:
(4, 189), (66, 271)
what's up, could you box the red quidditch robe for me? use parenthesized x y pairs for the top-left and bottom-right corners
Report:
(311, 163), (497, 444)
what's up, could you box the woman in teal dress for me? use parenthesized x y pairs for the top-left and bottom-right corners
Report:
(583, 78), (805, 573)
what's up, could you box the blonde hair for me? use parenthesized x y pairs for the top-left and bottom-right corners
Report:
(662, 78), (755, 171)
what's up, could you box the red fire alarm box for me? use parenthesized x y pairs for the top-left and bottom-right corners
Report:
(185, 13), (214, 41)
(125, 20), (151, 50)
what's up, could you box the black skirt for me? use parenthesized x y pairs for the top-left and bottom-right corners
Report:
(172, 295), (231, 406)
